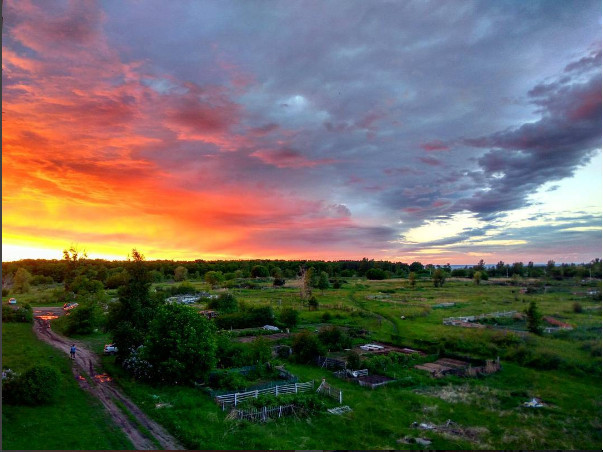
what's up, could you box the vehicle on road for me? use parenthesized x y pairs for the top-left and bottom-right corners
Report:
(63, 302), (79, 311)
(103, 344), (118, 355)
(8, 298), (17, 304)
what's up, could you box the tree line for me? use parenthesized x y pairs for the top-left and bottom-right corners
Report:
(3, 256), (602, 292)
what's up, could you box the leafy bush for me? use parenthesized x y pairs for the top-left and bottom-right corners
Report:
(215, 305), (274, 329)
(321, 312), (332, 322)
(318, 326), (351, 351)
(207, 293), (238, 313)
(30, 275), (54, 286)
(292, 331), (325, 364)
(366, 268), (386, 280)
(3, 365), (61, 405)
(279, 308), (299, 329)
(2, 304), (33, 323)
(2, 288), (9, 296)
(346, 350), (361, 369)
(170, 282), (197, 295)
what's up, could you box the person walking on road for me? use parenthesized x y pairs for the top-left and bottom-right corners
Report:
(70, 344), (76, 359)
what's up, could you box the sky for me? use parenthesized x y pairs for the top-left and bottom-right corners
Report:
(2, 0), (602, 264)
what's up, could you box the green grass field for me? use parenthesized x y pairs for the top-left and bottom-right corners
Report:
(3, 276), (601, 449)
(1, 323), (133, 451)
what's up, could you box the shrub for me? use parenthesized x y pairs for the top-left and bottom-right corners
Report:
(207, 293), (238, 313)
(64, 299), (103, 335)
(2, 288), (9, 296)
(321, 312), (332, 322)
(215, 306), (274, 329)
(572, 302), (583, 313)
(366, 268), (386, 280)
(2, 305), (15, 322)
(279, 308), (299, 329)
(170, 282), (197, 295)
(2, 304), (33, 323)
(3, 365), (61, 405)
(292, 331), (325, 364)
(346, 350), (361, 369)
(14, 304), (33, 323)
(318, 325), (351, 351)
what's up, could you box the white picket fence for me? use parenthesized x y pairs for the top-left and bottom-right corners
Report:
(215, 381), (314, 410)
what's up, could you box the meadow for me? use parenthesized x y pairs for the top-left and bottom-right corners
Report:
(2, 275), (601, 449)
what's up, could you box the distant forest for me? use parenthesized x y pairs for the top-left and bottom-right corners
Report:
(2, 256), (601, 289)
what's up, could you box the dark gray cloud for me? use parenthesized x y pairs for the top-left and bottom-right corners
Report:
(4, 0), (600, 262)
(459, 67), (601, 216)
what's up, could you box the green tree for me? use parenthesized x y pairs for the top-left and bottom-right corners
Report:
(207, 292), (238, 313)
(526, 301), (542, 335)
(307, 296), (319, 311)
(3, 365), (60, 406)
(174, 266), (188, 282)
(65, 293), (105, 335)
(409, 272), (416, 288)
(318, 271), (330, 293)
(204, 271), (224, 289)
(366, 268), (386, 280)
(108, 249), (159, 361)
(63, 246), (87, 292)
(433, 268), (446, 287)
(143, 303), (217, 384)
(292, 331), (325, 364)
(251, 265), (270, 278)
(409, 262), (424, 273)
(12, 267), (32, 294)
(249, 336), (271, 364)
(473, 271), (482, 285)
(279, 307), (299, 329)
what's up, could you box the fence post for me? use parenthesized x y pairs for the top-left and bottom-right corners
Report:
(339, 390), (342, 404)
(295, 383), (298, 393)
(275, 385), (279, 396)
(255, 390), (259, 399)
(234, 392), (238, 407)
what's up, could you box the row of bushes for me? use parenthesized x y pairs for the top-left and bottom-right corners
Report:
(2, 365), (61, 405)
(2, 304), (33, 323)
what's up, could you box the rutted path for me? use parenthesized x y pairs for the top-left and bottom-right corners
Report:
(33, 308), (185, 451)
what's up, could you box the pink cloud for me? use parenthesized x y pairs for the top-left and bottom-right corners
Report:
(421, 140), (450, 151)
(418, 156), (443, 166)
(251, 148), (336, 168)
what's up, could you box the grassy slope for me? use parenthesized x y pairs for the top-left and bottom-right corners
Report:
(1, 322), (133, 451)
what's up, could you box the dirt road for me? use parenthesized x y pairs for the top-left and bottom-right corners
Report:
(33, 308), (185, 450)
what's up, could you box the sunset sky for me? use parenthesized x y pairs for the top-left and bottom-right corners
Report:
(2, 0), (601, 264)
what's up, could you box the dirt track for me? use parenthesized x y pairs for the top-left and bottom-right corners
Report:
(33, 308), (185, 450)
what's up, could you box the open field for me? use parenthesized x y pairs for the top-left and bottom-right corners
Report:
(1, 323), (133, 451)
(3, 275), (601, 449)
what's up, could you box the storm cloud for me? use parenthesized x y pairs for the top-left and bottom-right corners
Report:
(2, 0), (601, 263)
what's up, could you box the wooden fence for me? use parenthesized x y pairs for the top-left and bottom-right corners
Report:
(226, 403), (297, 422)
(215, 381), (314, 410)
(316, 356), (347, 370)
(316, 379), (343, 404)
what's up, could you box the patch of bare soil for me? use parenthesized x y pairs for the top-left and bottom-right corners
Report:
(33, 308), (185, 450)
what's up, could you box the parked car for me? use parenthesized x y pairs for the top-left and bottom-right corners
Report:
(103, 344), (118, 355)
(63, 302), (79, 311)
(8, 298), (17, 304)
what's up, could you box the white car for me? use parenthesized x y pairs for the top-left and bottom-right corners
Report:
(63, 302), (79, 311)
(103, 344), (118, 355)
(8, 298), (17, 304)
